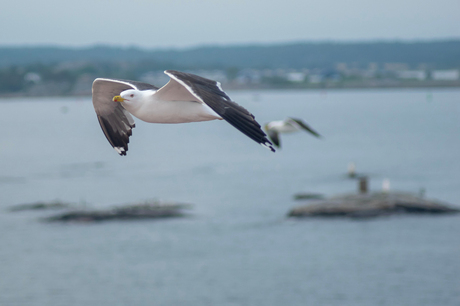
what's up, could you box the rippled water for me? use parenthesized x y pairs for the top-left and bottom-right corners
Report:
(1, 89), (459, 306)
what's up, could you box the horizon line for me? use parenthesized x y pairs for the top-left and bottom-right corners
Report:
(1, 37), (460, 51)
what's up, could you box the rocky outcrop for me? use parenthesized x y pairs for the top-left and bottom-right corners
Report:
(293, 193), (325, 200)
(288, 191), (460, 219)
(8, 200), (72, 212)
(44, 201), (192, 222)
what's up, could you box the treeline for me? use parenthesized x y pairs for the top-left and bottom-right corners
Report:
(0, 40), (459, 94)
(1, 40), (460, 69)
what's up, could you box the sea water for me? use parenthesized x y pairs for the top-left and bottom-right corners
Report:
(0, 89), (459, 306)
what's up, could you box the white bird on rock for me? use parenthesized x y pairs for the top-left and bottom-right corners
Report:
(264, 117), (321, 148)
(92, 70), (275, 155)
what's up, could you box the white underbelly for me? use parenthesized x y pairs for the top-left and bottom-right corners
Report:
(126, 100), (222, 123)
(277, 125), (298, 133)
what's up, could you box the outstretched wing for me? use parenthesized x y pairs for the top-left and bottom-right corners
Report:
(288, 117), (322, 138)
(92, 78), (157, 155)
(158, 70), (275, 152)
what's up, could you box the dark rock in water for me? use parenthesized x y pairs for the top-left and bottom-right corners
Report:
(293, 193), (325, 200)
(44, 201), (191, 222)
(8, 200), (72, 212)
(288, 192), (460, 219)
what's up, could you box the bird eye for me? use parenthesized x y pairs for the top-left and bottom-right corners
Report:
(130, 94), (134, 98)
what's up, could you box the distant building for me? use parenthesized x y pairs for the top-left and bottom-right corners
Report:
(431, 70), (460, 81)
(397, 70), (427, 80)
(286, 72), (305, 82)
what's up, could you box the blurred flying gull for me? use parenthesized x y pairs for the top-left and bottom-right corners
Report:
(92, 70), (275, 155)
(264, 117), (321, 148)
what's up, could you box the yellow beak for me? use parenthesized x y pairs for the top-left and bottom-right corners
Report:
(113, 95), (125, 102)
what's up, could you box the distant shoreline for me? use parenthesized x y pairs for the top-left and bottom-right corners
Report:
(224, 80), (460, 90)
(1, 80), (459, 98)
(1, 41), (459, 98)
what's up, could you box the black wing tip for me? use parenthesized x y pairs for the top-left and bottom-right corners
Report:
(114, 146), (128, 156)
(262, 141), (276, 152)
(164, 69), (272, 152)
(266, 130), (280, 148)
(289, 117), (322, 138)
(307, 130), (322, 138)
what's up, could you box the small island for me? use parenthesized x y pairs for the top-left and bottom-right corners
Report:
(44, 201), (191, 222)
(288, 191), (460, 219)
(8, 199), (192, 222)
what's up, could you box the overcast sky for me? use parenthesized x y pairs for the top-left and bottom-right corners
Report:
(1, 0), (459, 49)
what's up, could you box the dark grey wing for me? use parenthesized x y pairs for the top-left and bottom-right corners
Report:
(267, 129), (281, 148)
(92, 78), (156, 155)
(288, 117), (322, 138)
(164, 70), (275, 152)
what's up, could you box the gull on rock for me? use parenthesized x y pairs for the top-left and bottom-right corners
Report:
(264, 117), (321, 148)
(92, 70), (275, 155)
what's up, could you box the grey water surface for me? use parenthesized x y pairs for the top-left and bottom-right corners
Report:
(1, 89), (459, 306)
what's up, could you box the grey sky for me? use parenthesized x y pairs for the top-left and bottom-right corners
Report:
(1, 0), (459, 48)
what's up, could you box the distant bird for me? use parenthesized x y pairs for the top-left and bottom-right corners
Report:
(382, 178), (391, 192)
(345, 162), (366, 180)
(264, 117), (321, 148)
(347, 162), (357, 178)
(92, 70), (275, 155)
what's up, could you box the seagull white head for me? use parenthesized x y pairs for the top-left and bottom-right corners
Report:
(113, 89), (143, 103)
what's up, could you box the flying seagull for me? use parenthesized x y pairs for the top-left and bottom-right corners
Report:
(92, 70), (275, 155)
(264, 117), (321, 148)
